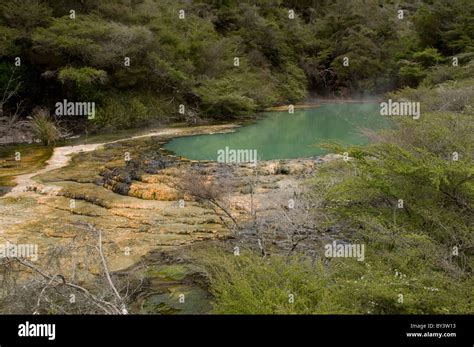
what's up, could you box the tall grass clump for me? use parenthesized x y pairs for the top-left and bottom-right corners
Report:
(31, 108), (61, 146)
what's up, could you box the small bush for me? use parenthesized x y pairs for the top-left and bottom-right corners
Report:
(202, 93), (256, 118)
(422, 59), (474, 86)
(94, 91), (173, 129)
(398, 61), (427, 87)
(31, 108), (61, 146)
(194, 248), (331, 314)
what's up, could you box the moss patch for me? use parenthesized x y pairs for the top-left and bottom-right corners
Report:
(145, 264), (190, 281)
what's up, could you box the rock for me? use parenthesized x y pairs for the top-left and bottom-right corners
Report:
(274, 164), (290, 175)
(143, 159), (169, 174)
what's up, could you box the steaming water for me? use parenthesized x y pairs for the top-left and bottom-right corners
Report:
(164, 103), (390, 161)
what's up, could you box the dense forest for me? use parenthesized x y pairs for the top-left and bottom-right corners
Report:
(0, 0), (473, 316)
(1, 0), (473, 129)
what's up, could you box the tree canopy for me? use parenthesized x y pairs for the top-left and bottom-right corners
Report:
(1, 0), (473, 128)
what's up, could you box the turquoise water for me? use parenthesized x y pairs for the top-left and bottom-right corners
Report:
(164, 103), (390, 161)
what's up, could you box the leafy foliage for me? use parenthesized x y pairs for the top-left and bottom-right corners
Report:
(1, 0), (473, 127)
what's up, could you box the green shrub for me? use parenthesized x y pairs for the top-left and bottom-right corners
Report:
(58, 67), (107, 86)
(93, 91), (173, 129)
(31, 108), (61, 146)
(202, 93), (256, 118)
(195, 246), (473, 314)
(422, 58), (474, 86)
(412, 48), (444, 68)
(196, 75), (259, 118)
(194, 248), (332, 314)
(398, 61), (427, 87)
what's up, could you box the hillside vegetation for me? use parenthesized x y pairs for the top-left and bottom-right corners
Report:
(1, 0), (473, 129)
